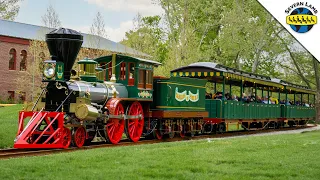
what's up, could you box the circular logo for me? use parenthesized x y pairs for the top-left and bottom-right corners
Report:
(286, 8), (317, 33)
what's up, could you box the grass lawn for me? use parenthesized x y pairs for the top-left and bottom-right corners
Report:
(1, 130), (320, 180)
(0, 105), (23, 149)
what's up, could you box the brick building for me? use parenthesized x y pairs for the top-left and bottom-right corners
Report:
(0, 19), (146, 103)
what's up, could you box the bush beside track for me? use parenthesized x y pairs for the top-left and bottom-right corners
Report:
(1, 130), (320, 179)
(0, 105), (22, 149)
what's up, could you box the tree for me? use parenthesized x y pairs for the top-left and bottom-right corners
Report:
(121, 14), (168, 63)
(90, 12), (107, 38)
(41, 5), (61, 28)
(16, 40), (50, 101)
(312, 57), (320, 122)
(0, 0), (20, 20)
(86, 12), (107, 57)
(122, 0), (318, 101)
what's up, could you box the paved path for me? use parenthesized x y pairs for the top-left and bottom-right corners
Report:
(212, 125), (320, 140)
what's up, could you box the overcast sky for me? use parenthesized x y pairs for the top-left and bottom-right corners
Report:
(15, 0), (163, 42)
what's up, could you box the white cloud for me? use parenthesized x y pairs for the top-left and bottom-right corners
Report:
(105, 20), (133, 42)
(85, 0), (163, 16)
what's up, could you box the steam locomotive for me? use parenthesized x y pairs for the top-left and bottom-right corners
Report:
(14, 28), (316, 149)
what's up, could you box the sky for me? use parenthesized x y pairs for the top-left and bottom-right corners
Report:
(15, 0), (163, 42)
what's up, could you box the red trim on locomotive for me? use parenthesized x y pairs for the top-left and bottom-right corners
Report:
(14, 111), (67, 149)
(203, 118), (223, 124)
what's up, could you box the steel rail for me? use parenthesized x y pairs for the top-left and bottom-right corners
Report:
(0, 125), (316, 160)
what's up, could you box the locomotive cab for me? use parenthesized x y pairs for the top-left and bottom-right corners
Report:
(95, 54), (161, 100)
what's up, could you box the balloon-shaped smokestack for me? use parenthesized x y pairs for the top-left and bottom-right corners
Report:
(46, 28), (83, 81)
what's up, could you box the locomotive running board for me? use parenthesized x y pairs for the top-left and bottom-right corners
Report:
(14, 110), (65, 149)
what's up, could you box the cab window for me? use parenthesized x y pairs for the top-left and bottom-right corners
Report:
(128, 63), (135, 86)
(146, 70), (153, 89)
(120, 62), (126, 80)
(138, 69), (146, 88)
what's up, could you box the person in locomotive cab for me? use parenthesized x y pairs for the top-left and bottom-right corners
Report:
(129, 65), (134, 79)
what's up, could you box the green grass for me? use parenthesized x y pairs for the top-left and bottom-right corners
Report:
(0, 105), (23, 149)
(1, 130), (320, 180)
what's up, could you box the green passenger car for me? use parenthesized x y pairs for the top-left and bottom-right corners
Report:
(152, 76), (207, 111)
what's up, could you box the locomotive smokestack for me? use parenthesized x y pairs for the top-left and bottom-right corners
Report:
(46, 28), (83, 80)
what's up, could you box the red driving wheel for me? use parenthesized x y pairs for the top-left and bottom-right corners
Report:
(126, 102), (144, 142)
(180, 126), (185, 138)
(154, 129), (163, 140)
(61, 127), (71, 149)
(105, 103), (125, 144)
(72, 126), (86, 148)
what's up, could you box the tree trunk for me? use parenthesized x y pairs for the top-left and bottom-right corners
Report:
(276, 33), (312, 88)
(312, 57), (320, 122)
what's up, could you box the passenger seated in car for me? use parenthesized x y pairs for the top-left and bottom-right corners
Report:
(256, 96), (262, 103)
(205, 92), (212, 99)
(232, 95), (238, 101)
(262, 96), (271, 104)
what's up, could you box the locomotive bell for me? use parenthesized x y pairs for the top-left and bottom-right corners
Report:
(45, 28), (83, 81)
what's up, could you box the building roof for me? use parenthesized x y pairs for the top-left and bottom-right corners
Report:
(0, 19), (149, 57)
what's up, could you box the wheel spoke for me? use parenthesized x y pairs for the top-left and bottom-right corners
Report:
(108, 126), (115, 136)
(106, 122), (114, 127)
(129, 121), (135, 126)
(129, 125), (135, 134)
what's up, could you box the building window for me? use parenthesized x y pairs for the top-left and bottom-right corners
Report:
(128, 63), (135, 86)
(9, 48), (16, 70)
(138, 69), (146, 88)
(120, 62), (126, 80)
(20, 50), (27, 71)
(8, 91), (15, 101)
(19, 92), (26, 102)
(146, 70), (153, 89)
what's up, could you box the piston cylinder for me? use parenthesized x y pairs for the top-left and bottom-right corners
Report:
(75, 104), (99, 121)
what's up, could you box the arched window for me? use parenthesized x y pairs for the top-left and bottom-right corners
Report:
(20, 50), (27, 71)
(9, 49), (16, 70)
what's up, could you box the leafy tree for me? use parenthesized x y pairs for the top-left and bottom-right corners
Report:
(41, 4), (61, 28)
(121, 0), (319, 121)
(0, 0), (20, 20)
(121, 14), (168, 63)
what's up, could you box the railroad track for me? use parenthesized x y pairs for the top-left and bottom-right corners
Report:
(0, 125), (316, 160)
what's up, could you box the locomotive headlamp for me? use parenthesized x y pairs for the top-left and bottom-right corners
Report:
(43, 63), (56, 79)
(43, 67), (55, 79)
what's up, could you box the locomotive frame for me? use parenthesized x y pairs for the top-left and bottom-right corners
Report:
(13, 28), (316, 149)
